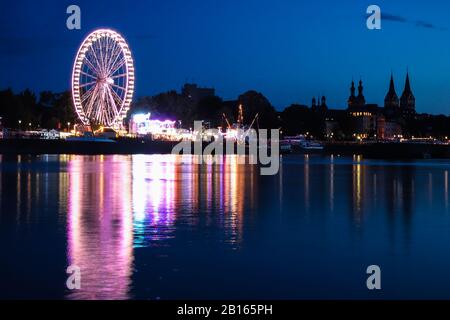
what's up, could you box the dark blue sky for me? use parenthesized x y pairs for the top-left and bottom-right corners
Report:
(1, 0), (450, 114)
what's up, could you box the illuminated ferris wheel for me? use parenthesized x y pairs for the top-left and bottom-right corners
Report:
(71, 29), (134, 128)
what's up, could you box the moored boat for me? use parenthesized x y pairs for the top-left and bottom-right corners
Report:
(282, 135), (324, 153)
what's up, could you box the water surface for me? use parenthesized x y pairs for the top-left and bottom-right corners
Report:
(0, 154), (449, 299)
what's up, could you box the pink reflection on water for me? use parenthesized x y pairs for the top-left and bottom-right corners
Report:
(67, 155), (133, 300)
(132, 155), (178, 247)
(65, 155), (256, 299)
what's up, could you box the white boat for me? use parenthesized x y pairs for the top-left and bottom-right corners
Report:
(298, 140), (324, 151)
(282, 135), (324, 152)
(280, 141), (292, 153)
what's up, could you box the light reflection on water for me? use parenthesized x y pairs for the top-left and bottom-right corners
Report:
(66, 155), (134, 300)
(1, 154), (450, 299)
(65, 155), (256, 299)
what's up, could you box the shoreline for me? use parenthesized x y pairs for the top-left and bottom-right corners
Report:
(0, 138), (449, 159)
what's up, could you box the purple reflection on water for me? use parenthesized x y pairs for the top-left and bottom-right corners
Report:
(67, 155), (133, 300)
(65, 155), (255, 299)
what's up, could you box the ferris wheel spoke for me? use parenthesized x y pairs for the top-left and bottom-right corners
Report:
(105, 37), (114, 73)
(98, 38), (107, 75)
(101, 37), (110, 75)
(106, 84), (120, 105)
(103, 37), (109, 67)
(81, 83), (96, 99)
(84, 86), (100, 118)
(80, 85), (96, 104)
(92, 39), (103, 74)
(83, 56), (101, 76)
(110, 73), (127, 79)
(90, 42), (105, 76)
(85, 99), (96, 120)
(106, 88), (120, 120)
(109, 86), (124, 108)
(80, 71), (97, 79)
(108, 42), (122, 71)
(106, 44), (123, 75)
(102, 90), (112, 125)
(81, 91), (94, 106)
(110, 83), (127, 91)
(109, 58), (126, 76)
(94, 90), (105, 123)
(79, 81), (97, 88)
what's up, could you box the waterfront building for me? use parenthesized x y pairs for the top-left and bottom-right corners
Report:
(344, 73), (415, 139)
(376, 115), (402, 139)
(346, 79), (379, 137)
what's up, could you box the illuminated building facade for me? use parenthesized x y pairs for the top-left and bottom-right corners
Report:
(129, 113), (178, 139)
(342, 74), (414, 139)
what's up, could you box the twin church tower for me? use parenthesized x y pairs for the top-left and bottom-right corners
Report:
(383, 72), (416, 116)
(347, 72), (416, 117)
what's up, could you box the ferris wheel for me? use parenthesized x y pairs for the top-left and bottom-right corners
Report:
(71, 29), (134, 128)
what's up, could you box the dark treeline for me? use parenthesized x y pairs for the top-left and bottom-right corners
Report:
(403, 115), (450, 138)
(1, 87), (450, 139)
(131, 89), (279, 130)
(131, 89), (450, 139)
(0, 89), (77, 130)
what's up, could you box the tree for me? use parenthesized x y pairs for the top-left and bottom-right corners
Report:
(195, 95), (223, 126)
(130, 91), (194, 125)
(237, 90), (278, 129)
(279, 104), (311, 136)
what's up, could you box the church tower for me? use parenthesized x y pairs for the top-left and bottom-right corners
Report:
(319, 95), (328, 112)
(384, 73), (399, 111)
(347, 80), (356, 108)
(400, 71), (416, 116)
(312, 96), (327, 112)
(355, 79), (366, 107)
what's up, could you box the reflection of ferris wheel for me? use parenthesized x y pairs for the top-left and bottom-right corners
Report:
(72, 29), (134, 128)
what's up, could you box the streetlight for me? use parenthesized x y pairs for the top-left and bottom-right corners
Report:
(18, 120), (22, 131)
(67, 122), (71, 132)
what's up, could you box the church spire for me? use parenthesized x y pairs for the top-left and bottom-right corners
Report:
(348, 80), (356, 108)
(384, 73), (399, 110)
(358, 79), (364, 97)
(403, 71), (412, 94)
(388, 73), (395, 93)
(400, 71), (415, 116)
(355, 79), (366, 107)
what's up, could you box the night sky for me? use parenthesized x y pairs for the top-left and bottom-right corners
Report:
(1, 0), (450, 114)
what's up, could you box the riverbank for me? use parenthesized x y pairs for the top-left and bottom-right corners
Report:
(0, 138), (449, 159)
(323, 141), (450, 159)
(0, 138), (178, 155)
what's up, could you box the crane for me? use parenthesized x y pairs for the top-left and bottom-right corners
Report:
(237, 104), (244, 126)
(222, 113), (232, 129)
